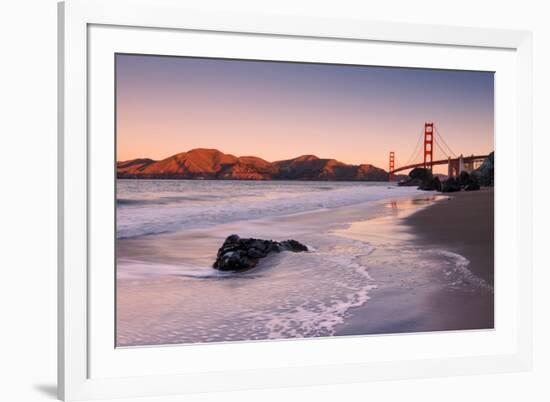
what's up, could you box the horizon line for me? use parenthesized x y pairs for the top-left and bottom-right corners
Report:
(116, 147), (494, 168)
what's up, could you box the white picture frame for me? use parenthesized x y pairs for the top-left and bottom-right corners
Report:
(58, 0), (533, 400)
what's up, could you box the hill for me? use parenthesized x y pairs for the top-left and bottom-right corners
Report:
(117, 149), (389, 181)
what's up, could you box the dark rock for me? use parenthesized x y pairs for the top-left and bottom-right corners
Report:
(247, 248), (266, 259)
(458, 171), (470, 187)
(464, 182), (481, 191)
(404, 167), (442, 191)
(457, 171), (480, 191)
(441, 177), (461, 193)
(458, 171), (474, 187)
(213, 234), (308, 272)
(279, 239), (309, 252)
(398, 178), (423, 187)
(438, 171), (481, 193)
(399, 168), (432, 187)
(419, 176), (441, 191)
(409, 167), (433, 182)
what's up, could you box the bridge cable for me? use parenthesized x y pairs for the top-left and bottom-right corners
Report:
(435, 141), (451, 159)
(406, 134), (425, 168)
(403, 129), (425, 167)
(412, 128), (426, 163)
(435, 127), (456, 157)
(439, 136), (456, 158)
(412, 143), (424, 165)
(435, 127), (457, 158)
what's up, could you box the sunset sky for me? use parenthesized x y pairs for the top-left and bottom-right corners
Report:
(116, 54), (494, 173)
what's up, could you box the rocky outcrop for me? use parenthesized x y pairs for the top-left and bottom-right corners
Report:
(398, 167), (441, 190)
(398, 165), (487, 193)
(440, 177), (461, 192)
(419, 176), (441, 191)
(440, 171), (480, 192)
(398, 177), (423, 187)
(410, 167), (433, 182)
(458, 171), (480, 191)
(213, 234), (308, 272)
(117, 149), (390, 181)
(473, 152), (494, 186)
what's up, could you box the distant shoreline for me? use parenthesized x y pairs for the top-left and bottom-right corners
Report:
(116, 177), (395, 182)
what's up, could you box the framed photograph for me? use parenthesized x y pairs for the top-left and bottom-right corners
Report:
(58, 0), (533, 400)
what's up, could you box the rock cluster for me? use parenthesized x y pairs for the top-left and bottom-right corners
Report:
(440, 171), (481, 193)
(398, 153), (493, 193)
(399, 167), (441, 191)
(213, 234), (308, 272)
(398, 168), (481, 193)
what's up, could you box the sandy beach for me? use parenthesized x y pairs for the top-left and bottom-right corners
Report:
(405, 188), (494, 285)
(335, 188), (494, 336)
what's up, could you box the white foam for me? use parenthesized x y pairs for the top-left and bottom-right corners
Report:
(262, 238), (376, 339)
(436, 250), (494, 293)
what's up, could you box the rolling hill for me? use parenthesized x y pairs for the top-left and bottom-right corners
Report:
(117, 148), (389, 181)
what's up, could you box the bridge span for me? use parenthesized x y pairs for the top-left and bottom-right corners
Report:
(392, 155), (489, 175)
(389, 122), (489, 181)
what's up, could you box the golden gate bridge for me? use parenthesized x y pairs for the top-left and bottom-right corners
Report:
(388, 122), (489, 181)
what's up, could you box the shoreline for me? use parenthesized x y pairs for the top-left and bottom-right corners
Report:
(404, 188), (494, 286)
(335, 188), (494, 336)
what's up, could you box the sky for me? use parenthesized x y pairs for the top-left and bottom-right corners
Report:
(116, 54), (494, 173)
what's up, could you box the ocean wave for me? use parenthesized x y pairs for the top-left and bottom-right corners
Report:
(117, 194), (228, 206)
(116, 182), (423, 239)
(117, 198), (152, 206)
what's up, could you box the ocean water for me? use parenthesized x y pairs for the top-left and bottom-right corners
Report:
(116, 180), (415, 239)
(116, 180), (487, 346)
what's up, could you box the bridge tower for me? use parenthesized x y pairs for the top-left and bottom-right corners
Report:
(389, 151), (395, 181)
(424, 122), (434, 171)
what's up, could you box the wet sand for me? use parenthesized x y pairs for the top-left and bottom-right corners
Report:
(405, 188), (494, 286)
(335, 188), (494, 336)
